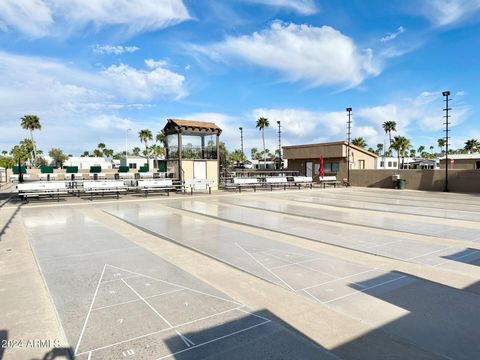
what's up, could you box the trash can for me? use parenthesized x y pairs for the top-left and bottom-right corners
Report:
(397, 179), (406, 190)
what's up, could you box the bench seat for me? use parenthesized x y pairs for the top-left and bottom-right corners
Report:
(226, 178), (258, 192)
(185, 179), (214, 195)
(83, 181), (127, 200)
(137, 179), (175, 197)
(17, 181), (69, 202)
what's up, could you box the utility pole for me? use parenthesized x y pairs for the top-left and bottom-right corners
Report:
(346, 107), (352, 186)
(442, 91), (451, 192)
(277, 121), (282, 169)
(239, 127), (244, 165)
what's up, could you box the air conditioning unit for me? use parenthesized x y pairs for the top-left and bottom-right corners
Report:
(392, 174), (401, 181)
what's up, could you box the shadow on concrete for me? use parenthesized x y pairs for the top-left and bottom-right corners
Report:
(0, 204), (21, 241)
(36, 347), (74, 360)
(164, 309), (335, 360)
(0, 330), (7, 360)
(440, 248), (480, 267)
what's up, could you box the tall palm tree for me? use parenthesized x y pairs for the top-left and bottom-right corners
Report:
(20, 115), (41, 167)
(103, 148), (114, 158)
(351, 137), (367, 149)
(92, 149), (102, 157)
(138, 129), (153, 162)
(229, 149), (246, 166)
(376, 143), (384, 156)
(150, 144), (165, 168)
(382, 121), (397, 145)
(437, 138), (446, 154)
(97, 143), (106, 150)
(156, 132), (165, 145)
(256, 117), (270, 168)
(132, 147), (141, 156)
(390, 135), (411, 169)
(464, 139), (479, 153)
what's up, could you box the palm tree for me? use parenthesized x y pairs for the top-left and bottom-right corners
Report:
(251, 147), (260, 160)
(464, 139), (479, 153)
(390, 135), (411, 169)
(103, 148), (114, 158)
(256, 117), (270, 168)
(48, 148), (68, 168)
(97, 143), (106, 150)
(138, 129), (153, 162)
(156, 132), (165, 145)
(351, 137), (367, 149)
(437, 138), (446, 154)
(417, 145), (425, 154)
(409, 149), (416, 158)
(229, 149), (246, 166)
(376, 143), (384, 156)
(92, 149), (102, 157)
(132, 147), (141, 156)
(150, 144), (165, 168)
(81, 151), (90, 157)
(382, 121), (397, 145)
(20, 115), (41, 167)
(20, 138), (34, 165)
(429, 145), (434, 155)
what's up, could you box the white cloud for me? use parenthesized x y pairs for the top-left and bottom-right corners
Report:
(0, 0), (190, 37)
(380, 26), (406, 42)
(245, 0), (318, 15)
(195, 21), (380, 88)
(101, 60), (186, 100)
(0, 0), (53, 38)
(87, 114), (133, 131)
(93, 44), (140, 55)
(421, 0), (480, 26)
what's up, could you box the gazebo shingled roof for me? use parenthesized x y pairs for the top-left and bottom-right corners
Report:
(163, 119), (222, 134)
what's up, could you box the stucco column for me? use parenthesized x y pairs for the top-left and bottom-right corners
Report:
(178, 130), (183, 183)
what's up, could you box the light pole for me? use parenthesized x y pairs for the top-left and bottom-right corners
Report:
(277, 121), (282, 169)
(239, 127), (244, 165)
(346, 107), (352, 186)
(442, 91), (451, 192)
(125, 128), (132, 160)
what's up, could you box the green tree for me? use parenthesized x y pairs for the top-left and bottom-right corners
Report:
(376, 143), (384, 156)
(219, 142), (229, 169)
(20, 115), (41, 167)
(382, 121), (396, 145)
(150, 144), (165, 167)
(132, 147), (141, 156)
(103, 148), (114, 158)
(48, 148), (68, 168)
(228, 149), (246, 166)
(351, 137), (367, 149)
(437, 138), (446, 154)
(156, 132), (165, 144)
(19, 138), (35, 164)
(390, 136), (411, 169)
(409, 149), (416, 158)
(417, 145), (425, 154)
(256, 117), (270, 168)
(138, 129), (153, 161)
(81, 151), (90, 157)
(464, 139), (479, 153)
(92, 149), (103, 157)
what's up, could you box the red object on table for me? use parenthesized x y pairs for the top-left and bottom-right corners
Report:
(320, 155), (325, 178)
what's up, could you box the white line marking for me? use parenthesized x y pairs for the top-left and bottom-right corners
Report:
(433, 249), (480, 267)
(367, 239), (405, 250)
(76, 306), (245, 356)
(155, 320), (271, 360)
(322, 275), (408, 304)
(39, 246), (140, 262)
(235, 307), (271, 322)
(107, 264), (243, 306)
(406, 246), (453, 261)
(100, 275), (141, 284)
(298, 269), (379, 292)
(92, 289), (184, 311)
(176, 330), (195, 347)
(74, 264), (107, 355)
(87, 351), (92, 360)
(121, 279), (174, 327)
(234, 242), (296, 292)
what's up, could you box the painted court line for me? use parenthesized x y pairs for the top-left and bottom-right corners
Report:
(406, 246), (453, 261)
(107, 264), (243, 307)
(121, 278), (174, 328)
(76, 307), (248, 356)
(322, 275), (408, 304)
(234, 242), (296, 292)
(155, 319), (272, 360)
(299, 269), (379, 292)
(92, 288), (184, 311)
(74, 264), (107, 355)
(100, 274), (141, 284)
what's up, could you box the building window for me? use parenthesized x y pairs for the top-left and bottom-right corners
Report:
(380, 161), (384, 167)
(476, 161), (480, 170)
(129, 163), (137, 169)
(388, 161), (392, 167)
(358, 160), (365, 169)
(393, 161), (397, 167)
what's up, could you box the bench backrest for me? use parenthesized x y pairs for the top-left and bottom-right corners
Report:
(118, 166), (130, 173)
(186, 179), (214, 189)
(233, 178), (258, 185)
(138, 179), (173, 187)
(319, 176), (337, 181)
(89, 166), (102, 173)
(40, 165), (54, 174)
(293, 176), (313, 183)
(83, 181), (125, 190)
(266, 177), (288, 183)
(65, 166), (78, 174)
(17, 181), (67, 191)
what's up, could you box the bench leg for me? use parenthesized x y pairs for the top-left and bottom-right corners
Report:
(254, 186), (256, 192)
(209, 186), (211, 195)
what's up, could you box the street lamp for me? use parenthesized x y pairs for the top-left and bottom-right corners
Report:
(346, 107), (352, 186)
(277, 121), (282, 169)
(125, 128), (132, 160)
(442, 91), (451, 192)
(239, 127), (244, 165)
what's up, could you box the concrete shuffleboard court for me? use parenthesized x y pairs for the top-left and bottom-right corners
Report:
(216, 195), (480, 242)
(164, 198), (480, 272)
(21, 206), (334, 360)
(101, 201), (480, 359)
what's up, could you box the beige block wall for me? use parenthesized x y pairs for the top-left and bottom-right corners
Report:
(439, 159), (478, 170)
(206, 160), (219, 190)
(349, 169), (480, 193)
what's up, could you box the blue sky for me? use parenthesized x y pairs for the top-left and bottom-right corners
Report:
(1, 0), (479, 156)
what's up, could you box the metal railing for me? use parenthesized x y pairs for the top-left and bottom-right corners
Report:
(166, 146), (217, 160)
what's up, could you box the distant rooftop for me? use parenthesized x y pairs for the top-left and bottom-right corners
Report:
(164, 118), (222, 134)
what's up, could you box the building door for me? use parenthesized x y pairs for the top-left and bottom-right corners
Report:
(194, 161), (207, 180)
(306, 161), (313, 177)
